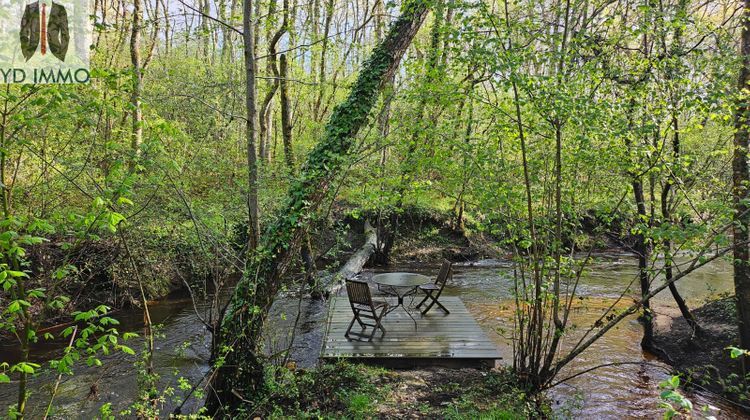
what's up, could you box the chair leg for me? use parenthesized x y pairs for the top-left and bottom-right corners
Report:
(367, 309), (387, 341)
(376, 306), (387, 335)
(416, 294), (429, 309)
(420, 292), (449, 315)
(421, 298), (435, 315)
(420, 291), (436, 314)
(345, 314), (357, 338)
(434, 299), (450, 314)
(346, 308), (367, 339)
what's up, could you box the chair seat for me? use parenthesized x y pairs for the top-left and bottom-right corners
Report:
(352, 301), (388, 311)
(419, 284), (440, 291)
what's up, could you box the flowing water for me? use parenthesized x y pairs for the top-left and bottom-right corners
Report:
(0, 254), (745, 418)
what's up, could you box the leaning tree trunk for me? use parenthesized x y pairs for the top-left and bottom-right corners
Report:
(733, 0), (750, 371)
(662, 115), (699, 332)
(205, 2), (429, 415)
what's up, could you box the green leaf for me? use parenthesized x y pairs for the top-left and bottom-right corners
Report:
(6, 270), (28, 278)
(117, 197), (134, 206)
(727, 346), (750, 359)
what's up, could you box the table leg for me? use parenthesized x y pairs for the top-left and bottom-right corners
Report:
(402, 303), (418, 329)
(400, 289), (418, 329)
(377, 285), (419, 329)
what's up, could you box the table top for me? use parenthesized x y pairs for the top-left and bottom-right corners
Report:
(372, 272), (430, 288)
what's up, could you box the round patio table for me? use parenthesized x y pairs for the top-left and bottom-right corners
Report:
(372, 272), (430, 327)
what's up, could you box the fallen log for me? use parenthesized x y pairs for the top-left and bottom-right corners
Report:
(318, 220), (378, 297)
(339, 220), (378, 280)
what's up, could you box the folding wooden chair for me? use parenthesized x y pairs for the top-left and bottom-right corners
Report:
(416, 261), (451, 315)
(345, 280), (389, 341)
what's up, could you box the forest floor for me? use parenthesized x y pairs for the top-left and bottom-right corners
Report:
(261, 361), (543, 418)
(654, 298), (750, 412)
(369, 366), (541, 418)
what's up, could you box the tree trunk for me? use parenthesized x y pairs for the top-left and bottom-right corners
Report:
(205, 2), (429, 414)
(243, 0), (260, 251)
(396, 0), (444, 206)
(313, 0), (335, 121)
(279, 50), (309, 290)
(309, 0), (320, 83)
(200, 0), (211, 59)
(337, 220), (378, 281)
(374, 73), (395, 265)
(632, 177), (656, 350)
(658, 0), (698, 333)
(732, 0), (750, 370)
(219, 0), (230, 61)
(129, 0), (143, 170)
(228, 0), (240, 61)
(662, 115), (699, 331)
(259, 0), (279, 161)
(159, 0), (170, 55)
(279, 53), (294, 168)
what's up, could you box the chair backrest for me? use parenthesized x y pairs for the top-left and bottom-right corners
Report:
(435, 261), (452, 289)
(346, 279), (373, 307)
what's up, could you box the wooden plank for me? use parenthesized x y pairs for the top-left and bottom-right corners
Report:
(325, 333), (492, 338)
(320, 296), (502, 360)
(323, 346), (500, 352)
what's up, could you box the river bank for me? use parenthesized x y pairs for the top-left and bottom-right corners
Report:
(655, 298), (750, 413)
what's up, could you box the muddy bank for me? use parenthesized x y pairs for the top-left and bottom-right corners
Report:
(375, 205), (633, 265)
(654, 298), (750, 412)
(21, 230), (220, 331)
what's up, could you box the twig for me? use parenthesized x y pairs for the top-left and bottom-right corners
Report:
(43, 326), (78, 420)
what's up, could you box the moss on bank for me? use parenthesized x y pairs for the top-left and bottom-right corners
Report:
(247, 361), (544, 419)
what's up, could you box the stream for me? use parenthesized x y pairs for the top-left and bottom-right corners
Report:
(0, 254), (745, 419)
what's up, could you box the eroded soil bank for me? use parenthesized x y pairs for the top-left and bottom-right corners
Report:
(655, 298), (750, 412)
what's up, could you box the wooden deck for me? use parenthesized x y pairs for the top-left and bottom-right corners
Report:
(321, 296), (501, 366)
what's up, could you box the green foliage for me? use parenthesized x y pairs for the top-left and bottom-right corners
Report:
(658, 376), (693, 419)
(0, 214), (136, 417)
(440, 370), (544, 419)
(249, 361), (391, 418)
